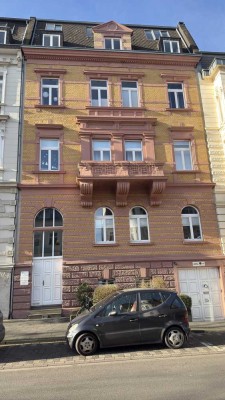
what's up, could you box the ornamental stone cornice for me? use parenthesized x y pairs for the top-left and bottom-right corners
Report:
(22, 47), (201, 67)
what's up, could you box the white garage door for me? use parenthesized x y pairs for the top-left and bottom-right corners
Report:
(178, 268), (223, 321)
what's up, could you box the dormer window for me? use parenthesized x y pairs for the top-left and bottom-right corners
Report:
(42, 34), (60, 47)
(0, 30), (6, 44)
(163, 40), (180, 53)
(145, 30), (169, 40)
(45, 23), (62, 31)
(105, 38), (121, 50)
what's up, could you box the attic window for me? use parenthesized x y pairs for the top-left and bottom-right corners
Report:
(0, 31), (6, 44)
(86, 27), (93, 37)
(145, 30), (169, 40)
(105, 38), (121, 50)
(45, 23), (62, 31)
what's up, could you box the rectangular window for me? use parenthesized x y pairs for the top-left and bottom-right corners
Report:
(92, 140), (111, 161)
(40, 139), (59, 171)
(42, 34), (60, 47)
(41, 78), (59, 106)
(0, 31), (6, 44)
(45, 23), (62, 31)
(86, 27), (93, 37)
(163, 40), (180, 53)
(122, 81), (138, 107)
(105, 38), (121, 50)
(168, 83), (185, 109)
(0, 132), (4, 169)
(145, 30), (169, 40)
(125, 140), (143, 161)
(0, 75), (3, 103)
(91, 80), (108, 106)
(174, 141), (192, 170)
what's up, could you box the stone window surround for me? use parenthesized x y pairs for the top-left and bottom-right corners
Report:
(33, 124), (65, 174)
(168, 126), (198, 173)
(84, 70), (145, 108)
(34, 68), (66, 109)
(161, 73), (192, 111)
(0, 69), (7, 104)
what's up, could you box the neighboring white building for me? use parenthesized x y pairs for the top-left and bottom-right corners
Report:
(199, 55), (225, 254)
(0, 18), (31, 318)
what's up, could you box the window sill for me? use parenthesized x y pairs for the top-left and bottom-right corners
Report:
(32, 170), (66, 174)
(129, 242), (153, 246)
(172, 170), (199, 174)
(93, 243), (118, 247)
(165, 108), (193, 112)
(183, 240), (206, 245)
(35, 105), (66, 109)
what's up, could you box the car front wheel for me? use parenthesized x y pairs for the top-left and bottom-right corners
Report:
(75, 333), (98, 356)
(164, 327), (185, 349)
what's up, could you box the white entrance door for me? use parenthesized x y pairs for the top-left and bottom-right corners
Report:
(178, 268), (223, 321)
(32, 257), (62, 306)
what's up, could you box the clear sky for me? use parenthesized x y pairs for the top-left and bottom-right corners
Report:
(1, 0), (225, 52)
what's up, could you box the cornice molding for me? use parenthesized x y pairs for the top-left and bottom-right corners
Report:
(22, 47), (200, 67)
(35, 124), (64, 130)
(83, 70), (145, 78)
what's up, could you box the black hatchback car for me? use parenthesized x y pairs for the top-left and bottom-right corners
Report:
(66, 288), (190, 356)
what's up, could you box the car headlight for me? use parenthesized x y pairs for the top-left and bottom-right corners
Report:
(68, 323), (79, 335)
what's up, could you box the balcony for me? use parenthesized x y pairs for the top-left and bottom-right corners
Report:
(77, 161), (167, 207)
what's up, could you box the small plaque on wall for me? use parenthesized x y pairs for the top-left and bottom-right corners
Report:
(20, 271), (29, 286)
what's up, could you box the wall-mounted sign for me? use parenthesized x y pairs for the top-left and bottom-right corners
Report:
(192, 261), (205, 267)
(20, 271), (29, 286)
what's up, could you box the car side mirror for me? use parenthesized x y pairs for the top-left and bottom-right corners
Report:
(108, 310), (117, 316)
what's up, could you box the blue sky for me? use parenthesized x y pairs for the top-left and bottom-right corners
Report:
(2, 0), (225, 52)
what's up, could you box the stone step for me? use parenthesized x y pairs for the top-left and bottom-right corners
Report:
(28, 307), (62, 320)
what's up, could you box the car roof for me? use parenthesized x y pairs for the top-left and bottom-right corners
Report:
(120, 288), (176, 294)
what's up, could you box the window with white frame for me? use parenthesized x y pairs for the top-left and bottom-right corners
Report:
(129, 207), (150, 242)
(33, 208), (63, 257)
(122, 81), (139, 107)
(145, 30), (169, 40)
(174, 141), (192, 170)
(92, 140), (111, 161)
(95, 207), (115, 244)
(40, 139), (59, 171)
(45, 23), (62, 31)
(181, 206), (202, 240)
(0, 130), (4, 169)
(125, 140), (143, 161)
(0, 31), (6, 44)
(105, 38), (121, 50)
(91, 80), (108, 106)
(41, 78), (59, 106)
(86, 27), (93, 37)
(168, 83), (185, 109)
(163, 40), (180, 53)
(42, 34), (60, 47)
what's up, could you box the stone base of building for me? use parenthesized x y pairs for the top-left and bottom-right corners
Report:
(0, 266), (13, 319)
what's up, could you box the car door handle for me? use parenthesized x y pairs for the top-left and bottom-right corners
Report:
(129, 318), (138, 322)
(158, 314), (167, 318)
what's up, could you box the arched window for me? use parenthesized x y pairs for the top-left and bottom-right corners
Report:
(129, 207), (150, 242)
(181, 206), (202, 240)
(95, 207), (115, 243)
(33, 208), (63, 257)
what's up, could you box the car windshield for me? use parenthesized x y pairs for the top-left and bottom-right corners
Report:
(90, 291), (120, 312)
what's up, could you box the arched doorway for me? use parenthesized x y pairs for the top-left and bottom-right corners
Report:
(32, 208), (63, 306)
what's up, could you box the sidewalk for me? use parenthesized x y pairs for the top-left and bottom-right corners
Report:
(1, 318), (225, 345)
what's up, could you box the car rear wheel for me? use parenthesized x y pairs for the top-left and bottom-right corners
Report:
(164, 327), (185, 349)
(75, 333), (98, 356)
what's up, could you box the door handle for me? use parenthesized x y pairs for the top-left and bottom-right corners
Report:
(158, 314), (167, 318)
(129, 318), (138, 322)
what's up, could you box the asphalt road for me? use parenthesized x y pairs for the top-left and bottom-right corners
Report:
(0, 353), (225, 400)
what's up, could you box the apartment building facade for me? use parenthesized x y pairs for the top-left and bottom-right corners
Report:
(11, 18), (225, 321)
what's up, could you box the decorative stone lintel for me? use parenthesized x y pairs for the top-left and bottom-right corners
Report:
(79, 181), (93, 207)
(150, 180), (167, 206)
(116, 181), (130, 206)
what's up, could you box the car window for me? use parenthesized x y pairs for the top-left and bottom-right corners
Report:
(140, 291), (163, 311)
(171, 297), (186, 309)
(101, 293), (137, 316)
(90, 291), (120, 312)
